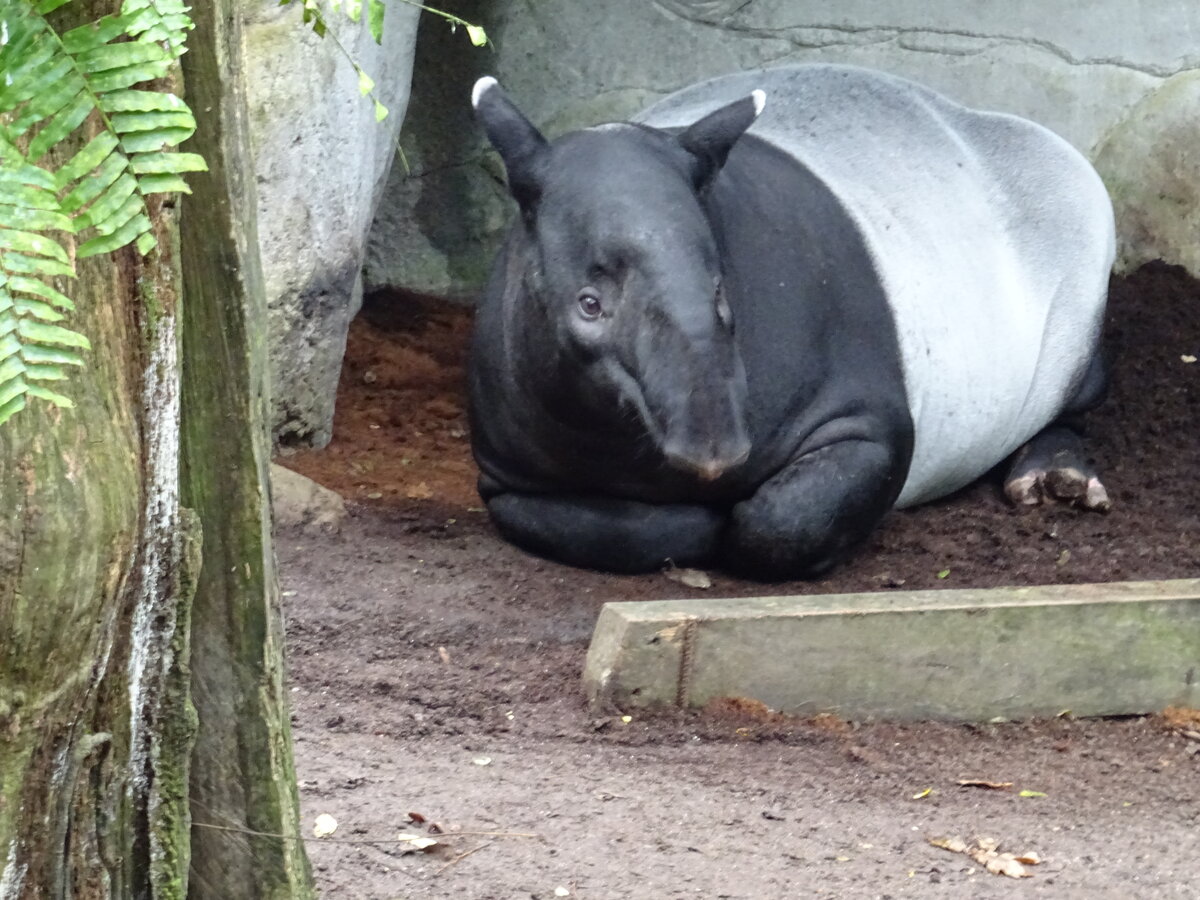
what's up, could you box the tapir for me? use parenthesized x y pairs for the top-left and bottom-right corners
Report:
(467, 64), (1115, 579)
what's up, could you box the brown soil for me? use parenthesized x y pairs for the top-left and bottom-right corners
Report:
(278, 263), (1200, 898)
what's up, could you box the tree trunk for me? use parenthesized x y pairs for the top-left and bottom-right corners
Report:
(180, 2), (313, 897)
(0, 2), (312, 898)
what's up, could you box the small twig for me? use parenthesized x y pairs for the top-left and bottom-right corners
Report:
(436, 840), (494, 876)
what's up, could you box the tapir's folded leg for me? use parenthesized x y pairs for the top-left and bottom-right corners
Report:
(486, 492), (725, 574)
(722, 439), (900, 580)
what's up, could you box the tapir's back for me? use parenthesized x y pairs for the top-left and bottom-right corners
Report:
(637, 64), (1115, 506)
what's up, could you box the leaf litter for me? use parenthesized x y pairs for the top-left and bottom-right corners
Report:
(928, 835), (1042, 878)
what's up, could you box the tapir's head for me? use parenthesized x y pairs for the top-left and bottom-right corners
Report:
(472, 77), (763, 480)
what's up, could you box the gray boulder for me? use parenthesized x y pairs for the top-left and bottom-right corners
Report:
(1094, 71), (1200, 275)
(245, 0), (420, 447)
(270, 465), (346, 534)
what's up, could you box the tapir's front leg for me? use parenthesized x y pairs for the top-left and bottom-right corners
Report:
(486, 492), (725, 573)
(722, 439), (902, 579)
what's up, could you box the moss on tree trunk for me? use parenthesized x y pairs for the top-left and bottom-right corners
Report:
(0, 2), (312, 898)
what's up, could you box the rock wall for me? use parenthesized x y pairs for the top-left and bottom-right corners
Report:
(364, 0), (1200, 299)
(245, 1), (420, 447)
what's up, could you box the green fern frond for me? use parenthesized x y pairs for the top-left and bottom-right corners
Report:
(0, 0), (206, 425)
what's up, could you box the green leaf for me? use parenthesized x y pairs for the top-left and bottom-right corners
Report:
(77, 214), (151, 258)
(26, 383), (74, 407)
(21, 343), (85, 367)
(100, 90), (188, 113)
(120, 127), (196, 153)
(11, 276), (75, 310)
(0, 394), (27, 425)
(0, 56), (74, 109)
(0, 182), (64, 211)
(6, 81), (86, 139)
(0, 393), (26, 426)
(0, 377), (27, 411)
(111, 110), (197, 134)
(74, 172), (138, 231)
(0, 356), (22, 384)
(368, 0), (384, 43)
(90, 193), (144, 237)
(129, 151), (207, 174)
(76, 41), (170, 74)
(61, 152), (127, 214)
(135, 231), (157, 256)
(0, 204), (74, 233)
(60, 14), (130, 54)
(17, 318), (91, 350)
(88, 61), (175, 93)
(27, 89), (95, 162)
(466, 24), (488, 47)
(373, 99), (388, 123)
(137, 173), (193, 195)
(14, 297), (66, 323)
(56, 132), (121, 188)
(0, 229), (70, 263)
(357, 69), (375, 97)
(0, 253), (75, 279)
(24, 362), (68, 381)
(345, 0), (363, 23)
(0, 164), (58, 192)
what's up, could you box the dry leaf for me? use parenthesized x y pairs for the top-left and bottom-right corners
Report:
(312, 813), (338, 838)
(406, 811), (427, 825)
(472, 756), (492, 766)
(957, 779), (1014, 790)
(437, 646), (451, 664)
(929, 836), (968, 854)
(928, 835), (1039, 879)
(663, 564), (712, 589)
(405, 481), (433, 500)
(1182, 354), (1197, 363)
(554, 888), (571, 898)
(396, 832), (439, 852)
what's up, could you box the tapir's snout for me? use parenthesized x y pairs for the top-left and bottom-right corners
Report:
(663, 438), (751, 481)
(658, 382), (752, 482)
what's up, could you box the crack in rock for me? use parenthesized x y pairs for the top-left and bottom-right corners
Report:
(651, 2), (1198, 78)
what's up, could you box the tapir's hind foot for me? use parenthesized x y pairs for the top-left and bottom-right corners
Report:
(1004, 426), (1110, 512)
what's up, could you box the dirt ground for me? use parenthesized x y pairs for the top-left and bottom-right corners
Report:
(278, 262), (1200, 898)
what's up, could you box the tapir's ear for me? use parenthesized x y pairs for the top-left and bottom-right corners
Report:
(472, 76), (548, 212)
(678, 89), (765, 189)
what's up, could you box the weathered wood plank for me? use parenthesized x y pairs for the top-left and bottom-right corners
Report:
(585, 580), (1200, 721)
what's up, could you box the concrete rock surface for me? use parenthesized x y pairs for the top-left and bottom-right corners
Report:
(245, 0), (420, 447)
(365, 0), (1200, 299)
(1094, 71), (1200, 276)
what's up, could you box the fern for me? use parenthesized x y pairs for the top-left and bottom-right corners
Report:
(0, 0), (207, 426)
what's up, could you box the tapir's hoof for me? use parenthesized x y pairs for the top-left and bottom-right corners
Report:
(1004, 466), (1111, 512)
(1004, 437), (1111, 513)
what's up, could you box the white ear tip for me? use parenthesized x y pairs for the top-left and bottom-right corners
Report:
(472, 76), (499, 109)
(751, 89), (766, 117)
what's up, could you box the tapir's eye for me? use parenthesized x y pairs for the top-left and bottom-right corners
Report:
(577, 289), (603, 320)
